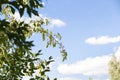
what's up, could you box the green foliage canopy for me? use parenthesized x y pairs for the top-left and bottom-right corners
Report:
(0, 0), (67, 79)
(109, 56), (120, 80)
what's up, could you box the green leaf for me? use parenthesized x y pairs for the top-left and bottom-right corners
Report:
(47, 76), (50, 80)
(27, 7), (32, 17)
(0, 4), (2, 12)
(49, 56), (53, 60)
(42, 33), (45, 41)
(30, 78), (35, 80)
(61, 50), (67, 61)
(54, 78), (57, 80)
(32, 10), (39, 16)
(10, 6), (15, 14)
(46, 41), (50, 48)
(19, 8), (25, 17)
(45, 18), (49, 25)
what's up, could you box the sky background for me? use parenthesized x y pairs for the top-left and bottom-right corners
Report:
(24, 0), (120, 80)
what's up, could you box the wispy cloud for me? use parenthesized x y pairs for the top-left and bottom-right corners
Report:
(58, 55), (110, 76)
(59, 77), (109, 80)
(59, 77), (80, 80)
(85, 36), (120, 45)
(57, 47), (120, 76)
(49, 18), (66, 28)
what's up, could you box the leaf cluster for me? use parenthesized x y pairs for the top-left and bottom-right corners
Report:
(0, 0), (67, 80)
(0, 0), (43, 17)
(109, 56), (120, 80)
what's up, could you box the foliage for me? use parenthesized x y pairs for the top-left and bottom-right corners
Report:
(88, 77), (93, 80)
(0, 0), (67, 79)
(109, 56), (120, 80)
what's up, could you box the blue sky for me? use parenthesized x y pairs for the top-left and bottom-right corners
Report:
(22, 0), (120, 80)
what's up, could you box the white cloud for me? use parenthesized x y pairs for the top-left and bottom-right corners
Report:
(85, 36), (120, 45)
(59, 77), (80, 80)
(59, 77), (109, 80)
(58, 55), (111, 76)
(57, 47), (120, 76)
(50, 19), (66, 28)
